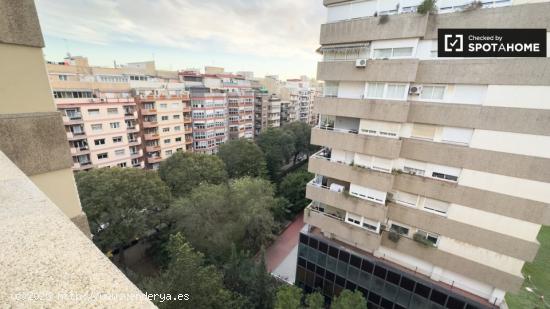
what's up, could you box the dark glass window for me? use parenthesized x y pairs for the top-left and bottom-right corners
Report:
(309, 238), (318, 249)
(315, 275), (324, 289)
(395, 304), (406, 309)
(335, 275), (346, 288)
(400, 276), (415, 291)
(315, 265), (325, 277)
(358, 286), (368, 298)
(298, 257), (306, 267)
(339, 251), (350, 263)
(414, 283), (430, 298)
(387, 271), (401, 285)
(368, 292), (381, 305)
(345, 281), (356, 291)
(446, 297), (466, 309)
(466, 304), (480, 309)
(306, 261), (315, 272)
(350, 255), (361, 268)
(361, 260), (374, 273)
(318, 241), (328, 253)
(325, 270), (335, 282)
(329, 246), (339, 258)
(374, 265), (387, 279)
(430, 289), (448, 306)
(380, 297), (393, 309)
(299, 234), (308, 244)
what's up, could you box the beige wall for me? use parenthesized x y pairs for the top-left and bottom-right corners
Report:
(30, 168), (84, 218)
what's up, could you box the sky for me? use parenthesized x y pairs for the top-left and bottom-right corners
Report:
(35, 0), (325, 79)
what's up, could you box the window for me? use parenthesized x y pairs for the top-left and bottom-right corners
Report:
(160, 103), (168, 109)
(173, 114), (181, 120)
(174, 126), (181, 131)
(110, 122), (120, 129)
(88, 109), (100, 116)
(432, 172), (458, 182)
(403, 166), (425, 176)
(163, 127), (170, 132)
(362, 217), (379, 232)
(165, 150), (173, 156)
(390, 223), (409, 236)
(346, 213), (361, 226)
(373, 47), (413, 59)
(115, 149), (125, 156)
(112, 136), (123, 143)
(366, 83), (385, 99)
(58, 75), (68, 81)
(441, 127), (473, 145)
(395, 191), (419, 207)
(175, 137), (182, 142)
(171, 103), (180, 108)
(117, 162), (127, 168)
(416, 230), (439, 246)
(94, 139), (105, 146)
(161, 116), (169, 121)
(107, 108), (118, 115)
(423, 198), (449, 216)
(373, 48), (392, 59)
(164, 139), (171, 144)
(91, 124), (102, 131)
(385, 84), (407, 100)
(97, 153), (108, 160)
(411, 124), (436, 140)
(420, 86), (446, 100)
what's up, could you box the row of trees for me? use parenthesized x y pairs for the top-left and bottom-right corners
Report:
(275, 286), (368, 309)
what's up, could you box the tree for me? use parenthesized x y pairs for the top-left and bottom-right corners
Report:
(218, 139), (267, 179)
(139, 233), (242, 309)
(331, 290), (368, 309)
(283, 122), (313, 164)
(169, 177), (277, 263)
(256, 128), (296, 180)
(75, 168), (171, 252)
(158, 152), (227, 198)
(305, 292), (325, 309)
(275, 285), (302, 309)
(278, 169), (313, 215)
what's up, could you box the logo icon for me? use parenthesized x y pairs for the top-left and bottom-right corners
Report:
(444, 34), (463, 52)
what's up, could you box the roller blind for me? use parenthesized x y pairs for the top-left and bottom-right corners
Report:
(441, 127), (473, 145)
(412, 124), (436, 140)
(423, 198), (449, 215)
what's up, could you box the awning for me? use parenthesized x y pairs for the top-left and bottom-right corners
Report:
(317, 42), (370, 54)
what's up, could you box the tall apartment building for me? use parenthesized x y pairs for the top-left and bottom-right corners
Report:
(189, 91), (228, 154)
(298, 1), (550, 309)
(254, 89), (283, 136)
(47, 57), (190, 170)
(285, 78), (319, 125)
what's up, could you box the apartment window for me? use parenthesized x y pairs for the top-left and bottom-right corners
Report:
(97, 153), (108, 160)
(411, 124), (437, 140)
(94, 139), (105, 146)
(432, 172), (458, 182)
(91, 124), (102, 131)
(373, 48), (392, 59)
(366, 83), (385, 99)
(115, 149), (125, 156)
(175, 137), (182, 142)
(373, 47), (413, 59)
(176, 148), (183, 152)
(441, 127), (474, 145)
(117, 162), (127, 168)
(171, 103), (180, 108)
(107, 108), (118, 115)
(423, 198), (449, 216)
(395, 191), (419, 207)
(173, 114), (181, 119)
(174, 126), (181, 131)
(165, 150), (173, 156)
(163, 127), (170, 132)
(110, 122), (120, 129)
(362, 217), (379, 232)
(420, 85), (446, 100)
(390, 223), (409, 236)
(416, 230), (439, 246)
(324, 81), (339, 97)
(112, 136), (123, 143)
(403, 166), (425, 176)
(164, 139), (171, 144)
(88, 109), (100, 116)
(346, 213), (362, 226)
(385, 84), (407, 100)
(161, 116), (169, 121)
(366, 83), (407, 100)
(160, 103), (168, 109)
(58, 75), (68, 81)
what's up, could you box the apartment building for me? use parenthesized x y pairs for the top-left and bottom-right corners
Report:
(285, 78), (319, 125)
(298, 1), (550, 309)
(280, 100), (297, 125)
(189, 91), (228, 154)
(254, 89), (283, 135)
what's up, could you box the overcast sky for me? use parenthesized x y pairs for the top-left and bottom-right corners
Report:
(35, 0), (325, 79)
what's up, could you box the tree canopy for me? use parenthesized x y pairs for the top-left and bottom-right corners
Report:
(218, 139), (267, 179)
(75, 168), (171, 251)
(278, 169), (313, 215)
(140, 233), (242, 309)
(169, 177), (277, 263)
(256, 128), (296, 180)
(331, 290), (368, 309)
(158, 152), (228, 197)
(275, 285), (302, 309)
(282, 122), (313, 164)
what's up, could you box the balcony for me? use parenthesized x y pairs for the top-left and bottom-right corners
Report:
(124, 111), (137, 119)
(144, 133), (159, 140)
(62, 114), (83, 125)
(142, 121), (158, 128)
(128, 138), (141, 146)
(69, 146), (90, 155)
(141, 109), (157, 116)
(317, 60), (419, 83)
(315, 97), (410, 123)
(304, 204), (381, 254)
(184, 116), (192, 123)
(311, 127), (402, 159)
(147, 156), (163, 164)
(309, 151), (394, 193)
(66, 131), (86, 140)
(145, 145), (161, 152)
(126, 124), (139, 132)
(130, 150), (143, 159)
(72, 161), (93, 170)
(306, 180), (387, 222)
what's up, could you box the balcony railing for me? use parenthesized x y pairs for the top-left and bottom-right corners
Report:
(142, 121), (158, 128)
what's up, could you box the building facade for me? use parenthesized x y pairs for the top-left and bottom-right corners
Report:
(298, 1), (550, 309)
(254, 89), (283, 136)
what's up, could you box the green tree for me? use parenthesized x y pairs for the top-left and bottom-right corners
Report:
(75, 168), (171, 252)
(283, 122), (313, 164)
(275, 285), (302, 309)
(331, 290), (368, 309)
(140, 233), (241, 309)
(278, 169), (313, 215)
(169, 177), (277, 263)
(218, 139), (267, 179)
(158, 152), (228, 197)
(305, 292), (325, 309)
(256, 128), (296, 180)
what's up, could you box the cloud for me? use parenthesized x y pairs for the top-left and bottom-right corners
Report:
(35, 0), (325, 61)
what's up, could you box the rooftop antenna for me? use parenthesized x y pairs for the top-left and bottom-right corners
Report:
(64, 39), (71, 58)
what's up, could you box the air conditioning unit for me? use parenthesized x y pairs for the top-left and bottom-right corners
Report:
(355, 59), (368, 68)
(409, 85), (422, 95)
